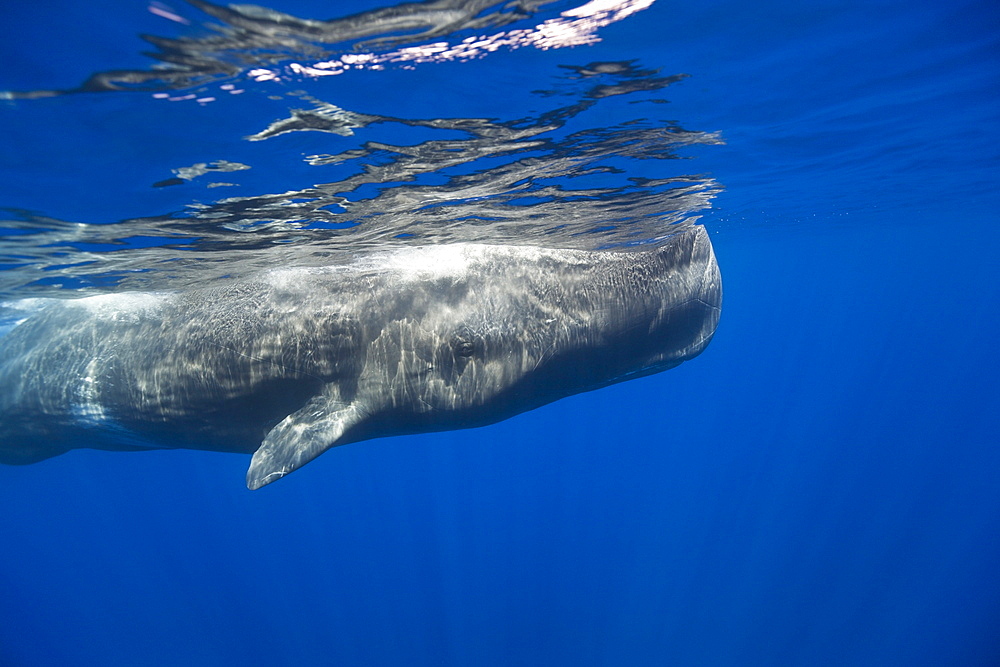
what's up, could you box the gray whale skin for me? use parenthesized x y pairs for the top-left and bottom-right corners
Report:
(0, 227), (721, 489)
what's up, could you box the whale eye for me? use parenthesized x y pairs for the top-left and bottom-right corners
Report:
(453, 339), (476, 358)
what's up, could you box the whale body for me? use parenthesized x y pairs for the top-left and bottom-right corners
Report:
(0, 227), (721, 489)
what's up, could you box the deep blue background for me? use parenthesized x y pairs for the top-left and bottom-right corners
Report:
(2, 1), (999, 665)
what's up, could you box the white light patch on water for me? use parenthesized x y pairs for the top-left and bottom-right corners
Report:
(262, 0), (655, 84)
(72, 292), (168, 321)
(265, 245), (492, 286)
(376, 245), (479, 279)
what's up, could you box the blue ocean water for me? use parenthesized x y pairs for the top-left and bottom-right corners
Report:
(1, 0), (998, 665)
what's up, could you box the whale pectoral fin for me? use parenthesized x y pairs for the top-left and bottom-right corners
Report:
(246, 398), (362, 490)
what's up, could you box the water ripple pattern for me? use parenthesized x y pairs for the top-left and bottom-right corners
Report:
(0, 0), (722, 298)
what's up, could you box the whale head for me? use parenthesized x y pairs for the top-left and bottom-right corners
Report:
(246, 227), (721, 489)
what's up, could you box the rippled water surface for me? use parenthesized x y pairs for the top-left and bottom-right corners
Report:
(1, 0), (723, 297)
(1, 1), (998, 665)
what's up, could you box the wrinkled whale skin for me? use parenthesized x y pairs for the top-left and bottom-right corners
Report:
(0, 227), (721, 488)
